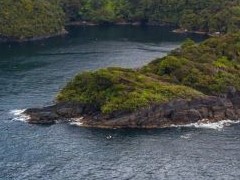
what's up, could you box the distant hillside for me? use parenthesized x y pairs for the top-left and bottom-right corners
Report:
(0, 0), (65, 40)
(1, 0), (240, 40)
(62, 0), (240, 33)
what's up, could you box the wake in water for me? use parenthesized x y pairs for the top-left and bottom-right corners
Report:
(9, 109), (30, 122)
(171, 119), (240, 130)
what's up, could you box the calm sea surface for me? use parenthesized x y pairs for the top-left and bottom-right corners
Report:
(0, 26), (239, 180)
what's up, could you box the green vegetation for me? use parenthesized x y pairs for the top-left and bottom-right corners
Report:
(142, 33), (240, 94)
(61, 0), (240, 33)
(58, 33), (240, 114)
(1, 0), (240, 39)
(0, 0), (65, 39)
(57, 67), (203, 114)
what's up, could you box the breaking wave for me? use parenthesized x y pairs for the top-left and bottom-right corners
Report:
(171, 120), (240, 130)
(9, 109), (29, 122)
(69, 117), (84, 126)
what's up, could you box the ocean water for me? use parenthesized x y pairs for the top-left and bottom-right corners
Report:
(0, 26), (239, 180)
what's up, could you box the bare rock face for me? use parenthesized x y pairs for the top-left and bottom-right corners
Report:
(24, 102), (99, 125)
(24, 90), (240, 128)
(24, 108), (58, 124)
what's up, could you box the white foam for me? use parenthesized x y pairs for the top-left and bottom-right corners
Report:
(180, 133), (192, 139)
(70, 121), (84, 126)
(69, 117), (84, 126)
(9, 109), (30, 122)
(171, 119), (240, 130)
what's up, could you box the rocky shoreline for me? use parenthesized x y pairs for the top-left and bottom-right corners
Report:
(66, 20), (176, 27)
(172, 28), (221, 37)
(24, 89), (240, 128)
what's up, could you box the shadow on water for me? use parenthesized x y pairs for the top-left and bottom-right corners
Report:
(0, 25), (207, 59)
(0, 25), (208, 79)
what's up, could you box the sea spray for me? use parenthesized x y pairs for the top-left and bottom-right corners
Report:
(171, 119), (240, 130)
(69, 117), (84, 126)
(9, 109), (29, 122)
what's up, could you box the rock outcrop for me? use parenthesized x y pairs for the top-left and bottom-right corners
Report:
(24, 90), (240, 128)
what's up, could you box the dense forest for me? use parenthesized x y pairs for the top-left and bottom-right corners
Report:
(1, 0), (240, 39)
(142, 33), (240, 95)
(62, 0), (240, 33)
(0, 0), (65, 39)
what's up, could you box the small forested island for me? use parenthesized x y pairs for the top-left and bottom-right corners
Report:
(25, 33), (240, 128)
(1, 0), (240, 41)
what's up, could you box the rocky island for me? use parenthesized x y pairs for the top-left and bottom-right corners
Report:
(24, 33), (240, 128)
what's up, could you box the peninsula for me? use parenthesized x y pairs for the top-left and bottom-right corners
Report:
(24, 33), (240, 128)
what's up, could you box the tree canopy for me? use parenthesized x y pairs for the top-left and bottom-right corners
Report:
(0, 0), (65, 39)
(1, 0), (240, 39)
(62, 0), (240, 33)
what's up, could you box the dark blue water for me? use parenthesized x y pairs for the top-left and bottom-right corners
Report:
(0, 26), (239, 180)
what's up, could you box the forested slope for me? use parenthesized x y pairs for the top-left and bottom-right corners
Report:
(1, 0), (240, 40)
(0, 0), (65, 40)
(62, 0), (240, 33)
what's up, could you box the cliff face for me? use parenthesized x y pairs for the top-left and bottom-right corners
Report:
(24, 90), (240, 128)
